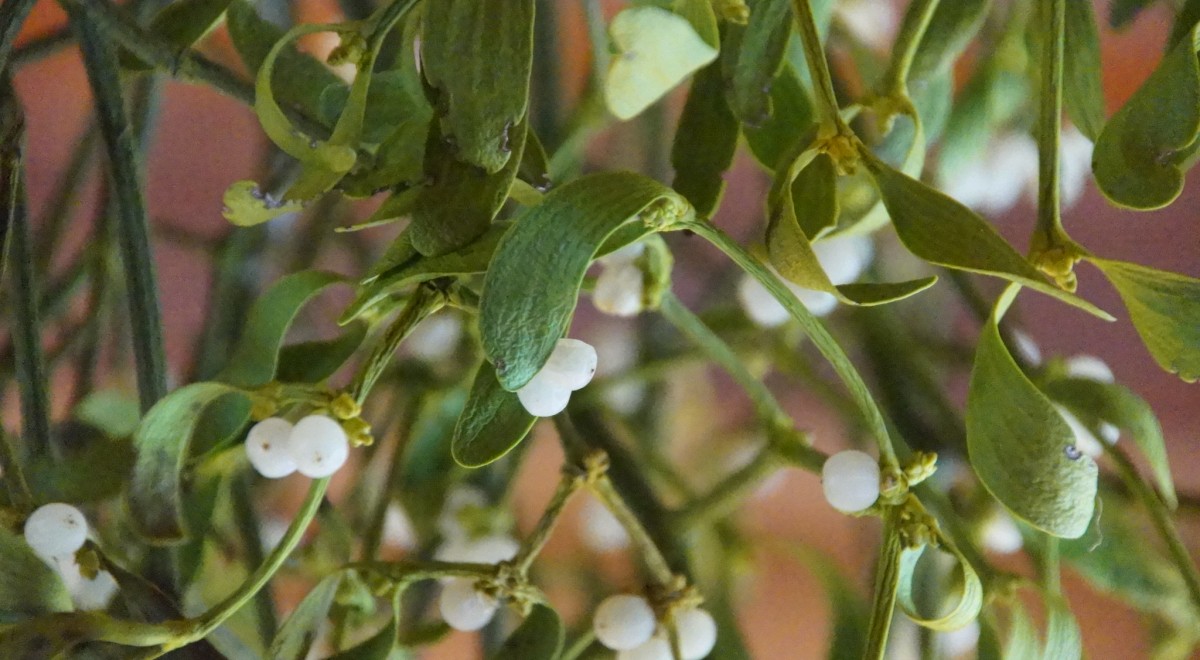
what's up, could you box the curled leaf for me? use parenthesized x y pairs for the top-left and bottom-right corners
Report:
(966, 286), (1098, 538)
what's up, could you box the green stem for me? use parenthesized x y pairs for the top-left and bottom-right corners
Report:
(33, 126), (98, 276)
(1110, 446), (1200, 615)
(559, 629), (598, 660)
(181, 478), (330, 647)
(350, 285), (445, 404)
(790, 0), (843, 129)
(228, 473), (278, 647)
(9, 24), (74, 67)
(878, 0), (940, 98)
(863, 510), (904, 660)
(658, 291), (791, 431)
(684, 218), (900, 468)
(360, 392), (421, 560)
(70, 11), (168, 413)
(1032, 0), (1068, 251)
(2, 94), (52, 459)
(0, 422), (32, 511)
(512, 471), (583, 574)
(671, 447), (783, 532)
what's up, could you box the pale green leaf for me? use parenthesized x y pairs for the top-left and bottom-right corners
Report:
(908, 0), (991, 82)
(1093, 25), (1200, 209)
(671, 61), (740, 218)
(966, 286), (1098, 538)
(1088, 257), (1200, 381)
(1041, 592), (1082, 660)
(604, 6), (718, 120)
(480, 171), (692, 390)
(490, 604), (563, 659)
(0, 525), (73, 618)
(895, 543), (984, 632)
(451, 362), (536, 468)
(868, 161), (1113, 320)
(1040, 375), (1176, 507)
(1003, 604), (1040, 660)
(270, 573), (343, 660)
(1063, 0), (1105, 141)
(422, 0), (534, 172)
(128, 382), (246, 542)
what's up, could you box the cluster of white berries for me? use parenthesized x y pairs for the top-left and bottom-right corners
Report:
(435, 486), (519, 632)
(593, 243), (646, 317)
(593, 594), (717, 660)
(737, 234), (874, 326)
(821, 450), (881, 514)
(516, 338), (599, 417)
(23, 503), (118, 611)
(245, 414), (350, 479)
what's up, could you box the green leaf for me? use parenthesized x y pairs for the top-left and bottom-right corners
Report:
(1003, 603), (1040, 660)
(344, 223), (509, 323)
(768, 153), (938, 307)
(604, 6), (719, 120)
(1041, 592), (1082, 660)
(895, 543), (985, 632)
(867, 160), (1113, 320)
(408, 118), (527, 256)
(671, 61), (740, 218)
(451, 363), (536, 468)
(1093, 25), (1200, 209)
(225, 0), (342, 125)
(908, 0), (991, 82)
(26, 422), (135, 503)
(1061, 491), (1189, 613)
(1040, 375), (1176, 507)
(0, 525), (73, 618)
(120, 0), (233, 70)
(270, 573), (343, 660)
(327, 619), (402, 659)
(1088, 257), (1200, 382)
(966, 286), (1099, 538)
(72, 390), (139, 439)
(400, 391), (467, 539)
(128, 382), (247, 543)
(480, 171), (692, 390)
(319, 69), (430, 146)
(220, 270), (348, 388)
(743, 65), (813, 170)
(490, 604), (563, 659)
(421, 0), (534, 173)
(670, 0), (719, 48)
(1062, 0), (1105, 141)
(720, 0), (793, 126)
(221, 180), (307, 227)
(275, 322), (368, 383)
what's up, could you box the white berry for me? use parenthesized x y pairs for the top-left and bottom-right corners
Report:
(675, 607), (718, 659)
(618, 633), (672, 660)
(288, 415), (350, 478)
(516, 372), (573, 417)
(813, 234), (874, 286)
(56, 558), (119, 611)
(24, 503), (88, 560)
(594, 262), (645, 317)
(439, 578), (499, 631)
(1064, 354), (1114, 383)
(580, 497), (630, 553)
(540, 338), (598, 391)
(437, 485), (488, 540)
(245, 417), (297, 478)
(979, 511), (1023, 554)
(435, 534), (520, 565)
(938, 620), (981, 658)
(821, 450), (881, 513)
(594, 594), (657, 651)
(737, 274), (789, 327)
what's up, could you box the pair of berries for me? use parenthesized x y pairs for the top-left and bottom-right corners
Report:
(593, 593), (718, 660)
(516, 338), (599, 417)
(245, 414), (350, 479)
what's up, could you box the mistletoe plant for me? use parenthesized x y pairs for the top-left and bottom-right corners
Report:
(1, 0), (1199, 657)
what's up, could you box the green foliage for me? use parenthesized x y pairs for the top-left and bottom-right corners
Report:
(490, 605), (563, 659)
(451, 362), (535, 468)
(604, 6), (718, 120)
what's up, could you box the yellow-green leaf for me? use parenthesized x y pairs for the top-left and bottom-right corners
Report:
(0, 526), (73, 617)
(867, 160), (1113, 320)
(1093, 25), (1200, 209)
(480, 172), (692, 390)
(604, 6), (718, 120)
(452, 362), (536, 468)
(270, 573), (343, 660)
(421, 0), (534, 173)
(1088, 257), (1200, 381)
(966, 286), (1098, 538)
(895, 542), (985, 632)
(221, 180), (306, 227)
